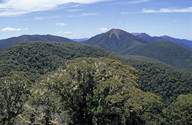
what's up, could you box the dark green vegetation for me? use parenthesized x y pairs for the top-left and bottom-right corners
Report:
(124, 55), (192, 105)
(1, 42), (192, 105)
(128, 40), (192, 71)
(133, 33), (192, 51)
(0, 34), (74, 50)
(0, 57), (165, 124)
(0, 41), (192, 124)
(0, 42), (113, 81)
(84, 29), (148, 53)
(163, 94), (192, 125)
(0, 71), (31, 124)
(1, 57), (192, 124)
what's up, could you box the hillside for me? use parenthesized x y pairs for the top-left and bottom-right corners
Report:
(1, 42), (192, 105)
(0, 34), (74, 50)
(133, 33), (192, 51)
(0, 42), (113, 80)
(84, 29), (148, 53)
(128, 40), (192, 71)
(123, 55), (192, 105)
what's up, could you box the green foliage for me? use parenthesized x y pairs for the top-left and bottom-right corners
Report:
(19, 57), (164, 125)
(163, 94), (192, 125)
(125, 88), (165, 125)
(1, 41), (192, 106)
(0, 42), (113, 81)
(0, 71), (31, 125)
(128, 40), (192, 71)
(15, 81), (66, 125)
(0, 41), (192, 124)
(124, 55), (192, 105)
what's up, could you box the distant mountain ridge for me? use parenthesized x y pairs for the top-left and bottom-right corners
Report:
(72, 38), (89, 42)
(132, 33), (192, 51)
(1, 29), (192, 52)
(128, 40), (192, 71)
(0, 34), (74, 50)
(84, 29), (148, 53)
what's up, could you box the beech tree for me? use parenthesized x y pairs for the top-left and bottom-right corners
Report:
(164, 94), (192, 125)
(18, 57), (164, 125)
(0, 71), (31, 125)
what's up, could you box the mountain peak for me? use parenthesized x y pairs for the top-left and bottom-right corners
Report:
(108, 29), (124, 39)
(84, 28), (147, 53)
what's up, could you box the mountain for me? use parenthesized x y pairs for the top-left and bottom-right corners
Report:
(1, 42), (192, 105)
(132, 33), (155, 42)
(84, 29), (192, 71)
(128, 40), (192, 71)
(84, 29), (148, 53)
(0, 34), (74, 50)
(160, 35), (192, 51)
(133, 33), (192, 51)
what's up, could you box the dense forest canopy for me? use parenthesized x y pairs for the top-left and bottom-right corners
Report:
(1, 57), (166, 124)
(0, 42), (192, 124)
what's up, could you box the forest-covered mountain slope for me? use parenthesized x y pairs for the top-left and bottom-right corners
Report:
(0, 34), (74, 50)
(133, 33), (192, 51)
(84, 29), (192, 72)
(0, 42), (192, 105)
(84, 29), (148, 53)
(127, 40), (192, 71)
(0, 42), (113, 80)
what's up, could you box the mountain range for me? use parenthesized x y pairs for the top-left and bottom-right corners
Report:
(83, 29), (192, 71)
(132, 33), (192, 51)
(0, 34), (74, 50)
(1, 28), (192, 71)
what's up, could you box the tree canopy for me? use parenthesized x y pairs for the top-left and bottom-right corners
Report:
(0, 71), (31, 125)
(16, 57), (164, 125)
(164, 94), (192, 125)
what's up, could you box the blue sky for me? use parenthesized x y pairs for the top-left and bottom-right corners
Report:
(0, 0), (192, 40)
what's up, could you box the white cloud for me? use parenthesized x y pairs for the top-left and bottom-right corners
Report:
(99, 27), (108, 32)
(64, 31), (72, 35)
(67, 9), (83, 12)
(80, 13), (99, 16)
(142, 7), (192, 13)
(34, 16), (60, 20)
(2, 27), (28, 31)
(56, 23), (66, 26)
(117, 0), (150, 4)
(128, 0), (150, 4)
(58, 31), (72, 36)
(67, 12), (99, 17)
(0, 0), (109, 16)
